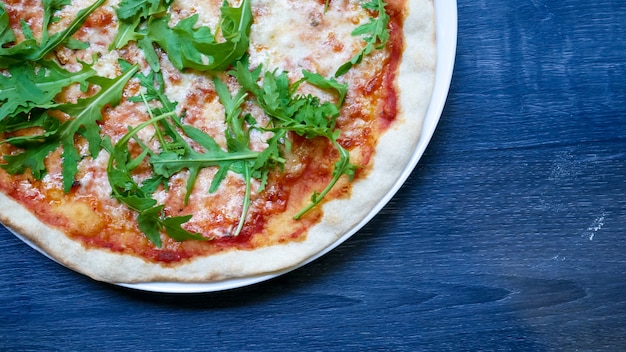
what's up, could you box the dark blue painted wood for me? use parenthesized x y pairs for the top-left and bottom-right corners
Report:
(2, 1), (626, 351)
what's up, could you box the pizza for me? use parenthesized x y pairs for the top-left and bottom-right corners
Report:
(0, 0), (436, 283)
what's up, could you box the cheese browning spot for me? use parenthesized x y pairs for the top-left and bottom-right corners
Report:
(52, 201), (104, 236)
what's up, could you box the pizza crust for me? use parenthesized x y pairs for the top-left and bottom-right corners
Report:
(0, 0), (436, 283)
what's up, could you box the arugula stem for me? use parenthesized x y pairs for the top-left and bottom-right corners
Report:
(32, 0), (107, 62)
(334, 0), (390, 77)
(151, 151), (259, 165)
(293, 140), (353, 220)
(117, 111), (177, 148)
(59, 65), (140, 142)
(140, 93), (169, 151)
(233, 163), (252, 237)
(107, 111), (177, 214)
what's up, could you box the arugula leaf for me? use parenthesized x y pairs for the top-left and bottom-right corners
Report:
(0, 0), (107, 67)
(0, 4), (14, 45)
(118, 0), (252, 72)
(302, 70), (348, 105)
(199, 0), (252, 67)
(116, 0), (170, 20)
(138, 205), (201, 246)
(0, 109), (60, 135)
(57, 66), (139, 191)
(212, 76), (249, 153)
(141, 14), (216, 72)
(335, 0), (390, 77)
(235, 63), (346, 136)
(137, 206), (167, 247)
(0, 60), (96, 120)
(1, 125), (60, 180)
(151, 121), (259, 195)
(1, 65), (139, 192)
(119, 59), (177, 114)
(110, 0), (173, 50)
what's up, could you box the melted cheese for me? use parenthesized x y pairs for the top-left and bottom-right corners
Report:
(249, 0), (367, 78)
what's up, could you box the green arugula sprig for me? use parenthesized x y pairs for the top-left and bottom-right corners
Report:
(335, 0), (390, 77)
(0, 0), (138, 193)
(0, 0), (105, 67)
(231, 61), (356, 220)
(106, 64), (201, 246)
(110, 0), (173, 50)
(211, 76), (258, 236)
(0, 60), (95, 120)
(0, 0), (105, 122)
(112, 0), (252, 72)
(105, 109), (209, 248)
(0, 65), (138, 192)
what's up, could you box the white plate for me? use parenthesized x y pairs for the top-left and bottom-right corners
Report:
(11, 0), (457, 293)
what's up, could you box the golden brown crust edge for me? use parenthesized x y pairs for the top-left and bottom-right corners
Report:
(0, 0), (436, 284)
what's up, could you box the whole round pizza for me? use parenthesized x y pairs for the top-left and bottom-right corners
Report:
(0, 0), (438, 285)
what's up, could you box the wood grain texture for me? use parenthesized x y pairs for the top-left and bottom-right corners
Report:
(2, 1), (626, 351)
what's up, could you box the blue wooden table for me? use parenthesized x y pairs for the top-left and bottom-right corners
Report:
(2, 1), (626, 350)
